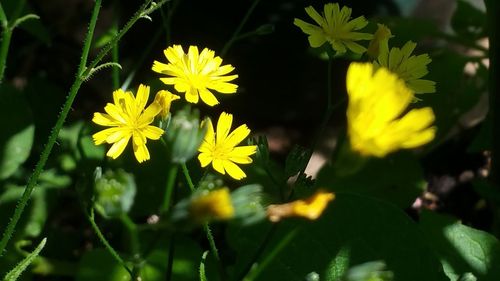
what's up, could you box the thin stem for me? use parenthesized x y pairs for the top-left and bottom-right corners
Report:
(0, 0), (167, 257)
(0, 3), (11, 83)
(77, 0), (101, 76)
(161, 164), (179, 213)
(180, 163), (225, 279)
(220, 0), (261, 56)
(181, 163), (195, 192)
(486, 0), (500, 185)
(87, 208), (133, 277)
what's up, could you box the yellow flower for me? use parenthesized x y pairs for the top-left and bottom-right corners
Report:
(346, 62), (436, 157)
(152, 45), (238, 106)
(366, 24), (393, 59)
(198, 112), (257, 180)
(347, 63), (436, 157)
(374, 40), (436, 94)
(267, 190), (335, 222)
(154, 90), (180, 119)
(190, 188), (234, 222)
(92, 85), (164, 163)
(293, 3), (373, 55)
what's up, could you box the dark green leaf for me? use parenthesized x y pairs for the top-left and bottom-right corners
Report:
(0, 84), (34, 179)
(419, 211), (500, 280)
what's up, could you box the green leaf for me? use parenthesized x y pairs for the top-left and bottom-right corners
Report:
(75, 249), (129, 281)
(419, 211), (500, 280)
(2, 238), (47, 281)
(0, 84), (34, 179)
(316, 152), (425, 208)
(199, 251), (209, 281)
(228, 193), (447, 281)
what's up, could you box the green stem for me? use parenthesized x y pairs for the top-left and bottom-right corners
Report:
(0, 0), (167, 257)
(161, 164), (179, 213)
(486, 0), (500, 185)
(181, 163), (195, 192)
(220, 0), (261, 56)
(87, 208), (133, 277)
(0, 3), (11, 84)
(180, 163), (225, 279)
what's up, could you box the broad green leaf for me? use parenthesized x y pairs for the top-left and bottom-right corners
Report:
(0, 84), (34, 180)
(228, 193), (447, 281)
(2, 238), (47, 281)
(419, 211), (500, 280)
(316, 152), (425, 208)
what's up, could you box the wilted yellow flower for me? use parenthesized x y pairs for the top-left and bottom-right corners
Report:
(366, 24), (393, 59)
(347, 62), (436, 157)
(293, 3), (373, 55)
(198, 112), (257, 180)
(154, 90), (180, 119)
(190, 188), (234, 222)
(92, 85), (164, 163)
(152, 45), (238, 106)
(374, 40), (436, 94)
(267, 190), (335, 222)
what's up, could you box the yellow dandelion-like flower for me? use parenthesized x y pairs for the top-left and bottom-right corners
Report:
(154, 90), (180, 119)
(190, 188), (235, 222)
(347, 62), (436, 157)
(92, 84), (164, 163)
(293, 3), (373, 55)
(198, 112), (257, 180)
(267, 190), (335, 222)
(152, 45), (238, 107)
(374, 40), (436, 94)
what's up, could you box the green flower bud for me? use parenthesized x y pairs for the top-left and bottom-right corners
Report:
(164, 106), (206, 164)
(94, 168), (136, 218)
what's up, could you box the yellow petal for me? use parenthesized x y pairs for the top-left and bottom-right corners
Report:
(93, 127), (121, 145)
(212, 158), (225, 175)
(199, 89), (219, 106)
(92, 112), (120, 126)
(143, 125), (164, 140)
(198, 152), (212, 167)
(223, 160), (246, 180)
(135, 84), (150, 113)
(228, 145), (257, 164)
(106, 135), (131, 159)
(133, 142), (150, 163)
(216, 112), (233, 145)
(224, 124), (250, 148)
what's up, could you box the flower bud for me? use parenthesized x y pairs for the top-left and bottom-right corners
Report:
(94, 168), (136, 218)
